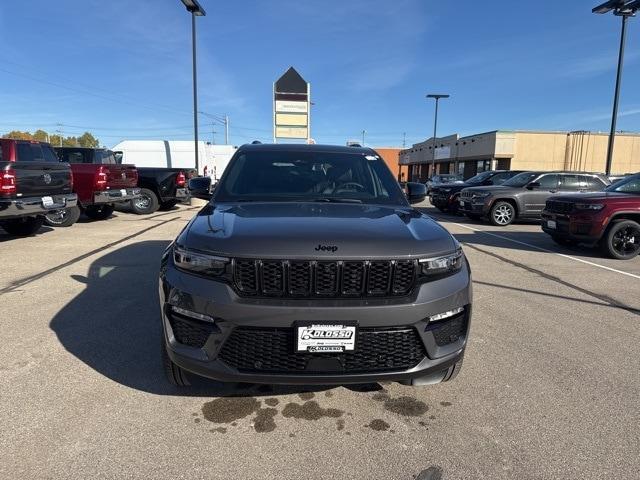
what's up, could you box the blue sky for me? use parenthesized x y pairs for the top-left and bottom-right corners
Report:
(0, 0), (638, 148)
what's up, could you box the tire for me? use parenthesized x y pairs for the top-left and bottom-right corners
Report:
(131, 188), (159, 215)
(43, 206), (81, 227)
(84, 204), (115, 221)
(0, 216), (44, 236)
(489, 201), (516, 226)
(551, 235), (577, 247)
(159, 200), (178, 211)
(601, 220), (640, 260)
(161, 336), (190, 386)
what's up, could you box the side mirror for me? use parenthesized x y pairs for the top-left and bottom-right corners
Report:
(188, 176), (212, 200)
(526, 182), (540, 190)
(406, 182), (427, 204)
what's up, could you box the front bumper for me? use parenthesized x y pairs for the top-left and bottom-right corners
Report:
(0, 193), (78, 220)
(541, 211), (601, 243)
(93, 188), (141, 205)
(159, 258), (472, 385)
(459, 198), (489, 216)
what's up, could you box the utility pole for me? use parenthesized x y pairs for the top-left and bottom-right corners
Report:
(225, 115), (229, 145)
(362, 130), (366, 146)
(211, 123), (217, 144)
(56, 123), (63, 146)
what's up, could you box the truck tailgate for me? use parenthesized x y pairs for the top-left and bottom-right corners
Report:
(3, 161), (73, 197)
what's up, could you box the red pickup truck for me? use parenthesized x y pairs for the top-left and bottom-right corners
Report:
(541, 173), (640, 260)
(48, 147), (140, 226)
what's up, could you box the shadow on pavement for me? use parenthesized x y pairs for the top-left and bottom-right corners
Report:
(50, 240), (378, 397)
(0, 225), (54, 242)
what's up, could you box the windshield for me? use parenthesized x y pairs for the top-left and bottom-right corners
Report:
(466, 171), (494, 185)
(605, 175), (640, 194)
(502, 172), (539, 187)
(214, 150), (406, 205)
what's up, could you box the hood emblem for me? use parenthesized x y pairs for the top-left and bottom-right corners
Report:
(315, 244), (338, 252)
(42, 173), (52, 184)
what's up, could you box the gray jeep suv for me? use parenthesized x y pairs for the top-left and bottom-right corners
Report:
(159, 144), (471, 387)
(460, 171), (610, 226)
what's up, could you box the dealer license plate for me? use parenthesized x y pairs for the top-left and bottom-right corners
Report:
(42, 196), (54, 207)
(120, 189), (127, 197)
(296, 323), (356, 353)
(547, 220), (557, 229)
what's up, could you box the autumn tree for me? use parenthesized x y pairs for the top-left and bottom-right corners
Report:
(2, 129), (100, 147)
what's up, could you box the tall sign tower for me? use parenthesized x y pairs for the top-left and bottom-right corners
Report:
(273, 67), (310, 143)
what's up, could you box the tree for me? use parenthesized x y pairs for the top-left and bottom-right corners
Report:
(77, 132), (99, 148)
(2, 130), (32, 140)
(1, 129), (100, 147)
(32, 130), (50, 142)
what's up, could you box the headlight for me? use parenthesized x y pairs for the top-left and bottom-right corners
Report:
(173, 245), (229, 276)
(574, 203), (604, 211)
(419, 248), (464, 277)
(472, 192), (491, 199)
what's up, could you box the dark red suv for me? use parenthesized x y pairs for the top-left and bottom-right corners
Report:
(541, 173), (640, 259)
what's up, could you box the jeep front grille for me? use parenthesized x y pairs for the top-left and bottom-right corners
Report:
(545, 200), (574, 214)
(232, 259), (416, 298)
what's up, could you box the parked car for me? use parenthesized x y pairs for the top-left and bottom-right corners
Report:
(459, 171), (611, 226)
(160, 143), (471, 387)
(426, 174), (463, 194)
(130, 167), (189, 214)
(541, 173), (640, 259)
(430, 170), (526, 213)
(0, 139), (77, 236)
(608, 173), (634, 184)
(51, 147), (140, 226)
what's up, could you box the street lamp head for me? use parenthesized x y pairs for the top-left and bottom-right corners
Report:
(426, 94), (450, 99)
(180, 0), (206, 16)
(592, 0), (637, 14)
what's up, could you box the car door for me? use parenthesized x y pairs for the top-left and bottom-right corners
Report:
(522, 174), (559, 216)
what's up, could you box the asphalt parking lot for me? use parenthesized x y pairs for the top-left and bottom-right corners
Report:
(1, 201), (638, 480)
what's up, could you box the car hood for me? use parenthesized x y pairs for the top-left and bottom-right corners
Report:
(549, 191), (639, 202)
(181, 202), (457, 260)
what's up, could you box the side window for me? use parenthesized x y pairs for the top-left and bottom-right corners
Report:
(489, 172), (511, 185)
(559, 174), (581, 191)
(585, 176), (606, 190)
(536, 174), (559, 189)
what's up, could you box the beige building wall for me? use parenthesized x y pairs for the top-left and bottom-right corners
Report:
(510, 131), (640, 174)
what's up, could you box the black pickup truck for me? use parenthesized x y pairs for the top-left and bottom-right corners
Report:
(112, 151), (190, 214)
(0, 139), (77, 236)
(132, 167), (190, 214)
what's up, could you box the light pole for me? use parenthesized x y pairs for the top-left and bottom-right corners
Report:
(180, 0), (206, 174)
(592, 0), (639, 175)
(426, 94), (449, 178)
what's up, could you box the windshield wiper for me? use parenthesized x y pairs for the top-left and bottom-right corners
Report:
(310, 198), (363, 204)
